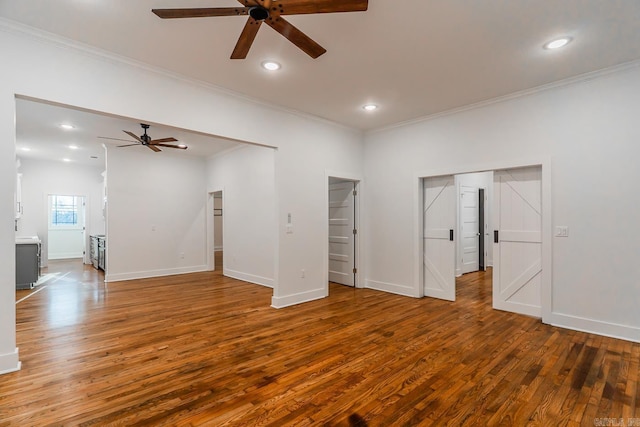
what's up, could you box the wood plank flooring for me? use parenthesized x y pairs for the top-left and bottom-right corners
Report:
(1, 259), (639, 426)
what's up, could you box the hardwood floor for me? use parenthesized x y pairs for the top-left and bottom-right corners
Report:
(2, 262), (638, 425)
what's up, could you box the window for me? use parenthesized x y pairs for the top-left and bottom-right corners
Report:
(49, 195), (80, 227)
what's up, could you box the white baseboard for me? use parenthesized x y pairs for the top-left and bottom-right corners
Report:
(365, 279), (419, 298)
(271, 287), (326, 309)
(105, 265), (208, 282)
(549, 312), (640, 343)
(0, 348), (21, 376)
(224, 268), (274, 288)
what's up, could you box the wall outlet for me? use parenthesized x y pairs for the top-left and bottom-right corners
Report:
(301, 269), (305, 278)
(555, 226), (569, 237)
(180, 252), (185, 259)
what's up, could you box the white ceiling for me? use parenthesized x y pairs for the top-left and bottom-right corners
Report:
(15, 98), (244, 167)
(3, 0), (640, 137)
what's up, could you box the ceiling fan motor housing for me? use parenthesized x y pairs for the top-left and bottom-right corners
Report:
(249, 6), (269, 21)
(140, 123), (151, 144)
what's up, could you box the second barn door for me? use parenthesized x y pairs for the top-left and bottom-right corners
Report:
(493, 167), (542, 317)
(423, 176), (456, 301)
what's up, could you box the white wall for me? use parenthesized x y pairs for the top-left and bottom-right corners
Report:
(16, 158), (104, 267)
(364, 63), (640, 342)
(105, 148), (208, 281)
(0, 86), (18, 374)
(273, 122), (364, 307)
(0, 19), (366, 372)
(455, 171), (493, 275)
(206, 145), (276, 287)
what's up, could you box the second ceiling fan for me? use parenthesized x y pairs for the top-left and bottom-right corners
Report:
(99, 124), (187, 152)
(152, 0), (368, 59)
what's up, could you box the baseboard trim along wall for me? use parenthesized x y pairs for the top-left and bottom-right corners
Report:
(365, 279), (419, 298)
(271, 288), (326, 309)
(105, 265), (208, 282)
(0, 348), (21, 375)
(550, 312), (640, 344)
(224, 269), (274, 288)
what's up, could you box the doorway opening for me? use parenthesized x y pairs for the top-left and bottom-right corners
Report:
(208, 191), (224, 271)
(455, 172), (493, 306)
(328, 176), (359, 292)
(421, 165), (544, 318)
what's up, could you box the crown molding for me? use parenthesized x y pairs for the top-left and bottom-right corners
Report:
(0, 17), (361, 135)
(367, 59), (640, 135)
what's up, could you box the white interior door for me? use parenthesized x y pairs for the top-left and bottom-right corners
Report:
(329, 181), (355, 286)
(423, 176), (456, 301)
(493, 167), (542, 317)
(461, 185), (480, 274)
(48, 195), (85, 260)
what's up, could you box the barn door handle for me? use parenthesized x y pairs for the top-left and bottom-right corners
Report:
(494, 230), (499, 243)
(449, 229), (454, 241)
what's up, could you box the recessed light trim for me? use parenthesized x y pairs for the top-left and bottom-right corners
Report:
(544, 37), (572, 50)
(20, 147), (31, 152)
(261, 61), (281, 71)
(68, 145), (79, 150)
(59, 123), (75, 130)
(363, 104), (378, 112)
(62, 158), (71, 162)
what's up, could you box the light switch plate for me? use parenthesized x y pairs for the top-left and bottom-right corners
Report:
(555, 226), (569, 237)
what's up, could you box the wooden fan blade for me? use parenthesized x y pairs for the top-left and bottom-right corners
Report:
(279, 0), (368, 15)
(231, 17), (262, 59)
(266, 17), (326, 58)
(98, 136), (136, 143)
(147, 144), (162, 152)
(123, 131), (145, 144)
(150, 137), (178, 143)
(117, 143), (141, 148)
(152, 8), (249, 19)
(154, 144), (188, 150)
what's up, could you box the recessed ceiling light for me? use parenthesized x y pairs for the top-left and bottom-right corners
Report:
(68, 145), (79, 150)
(544, 37), (572, 50)
(363, 104), (378, 112)
(20, 147), (31, 152)
(62, 158), (71, 162)
(59, 123), (75, 130)
(261, 61), (281, 71)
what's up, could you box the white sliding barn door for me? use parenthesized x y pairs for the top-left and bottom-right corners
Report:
(329, 181), (355, 286)
(423, 176), (456, 301)
(493, 167), (542, 317)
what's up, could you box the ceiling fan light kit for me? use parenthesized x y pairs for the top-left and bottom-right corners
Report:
(152, 0), (369, 59)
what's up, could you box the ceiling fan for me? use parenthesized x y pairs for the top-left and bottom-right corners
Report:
(152, 0), (368, 59)
(98, 124), (187, 152)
